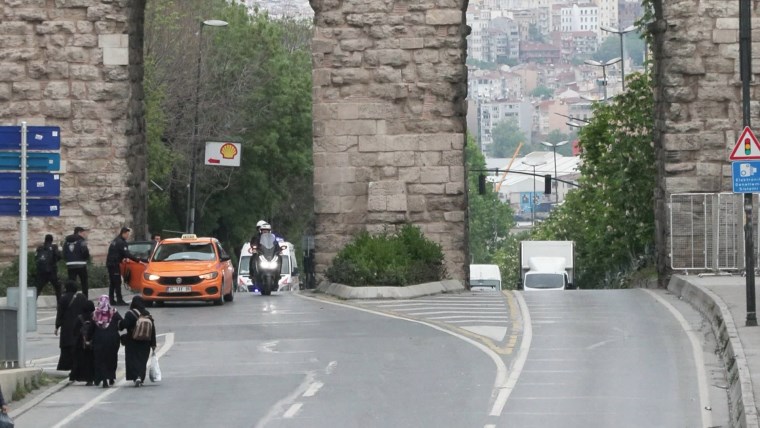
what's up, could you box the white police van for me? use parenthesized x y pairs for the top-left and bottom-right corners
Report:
(237, 241), (300, 293)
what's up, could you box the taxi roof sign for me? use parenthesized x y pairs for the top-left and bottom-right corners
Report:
(181, 234), (197, 239)
(730, 126), (760, 160)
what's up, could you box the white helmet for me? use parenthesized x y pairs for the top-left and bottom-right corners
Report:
(260, 222), (271, 231)
(256, 220), (267, 229)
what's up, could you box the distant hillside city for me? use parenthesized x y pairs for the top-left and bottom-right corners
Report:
(239, 0), (645, 218)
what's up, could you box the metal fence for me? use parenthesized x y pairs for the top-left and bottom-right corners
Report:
(670, 193), (753, 272)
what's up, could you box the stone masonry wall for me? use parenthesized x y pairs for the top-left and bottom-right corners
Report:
(309, 0), (469, 281)
(652, 1), (754, 283)
(0, 0), (146, 262)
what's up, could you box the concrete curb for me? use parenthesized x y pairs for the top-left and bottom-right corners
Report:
(668, 275), (760, 428)
(0, 367), (42, 412)
(316, 280), (465, 299)
(8, 376), (68, 419)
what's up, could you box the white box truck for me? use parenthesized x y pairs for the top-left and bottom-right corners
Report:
(469, 264), (501, 290)
(520, 241), (575, 290)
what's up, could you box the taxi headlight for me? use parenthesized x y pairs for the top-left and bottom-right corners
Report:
(143, 273), (161, 281)
(199, 271), (219, 280)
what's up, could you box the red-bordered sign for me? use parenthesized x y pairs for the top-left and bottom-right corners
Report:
(730, 126), (760, 160)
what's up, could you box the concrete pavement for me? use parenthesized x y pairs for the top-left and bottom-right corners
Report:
(669, 274), (760, 428)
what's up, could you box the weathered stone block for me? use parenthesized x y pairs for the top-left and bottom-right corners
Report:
(420, 166), (449, 183)
(425, 9), (462, 25)
(13, 82), (42, 100)
(0, 63), (25, 81)
(364, 49), (410, 67)
(400, 38), (424, 50)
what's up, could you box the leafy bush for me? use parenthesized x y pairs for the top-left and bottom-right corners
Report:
(326, 224), (446, 286)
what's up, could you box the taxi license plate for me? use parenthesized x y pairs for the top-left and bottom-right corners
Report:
(167, 286), (191, 293)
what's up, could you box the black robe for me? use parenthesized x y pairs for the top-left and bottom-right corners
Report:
(91, 313), (123, 384)
(120, 309), (157, 381)
(55, 292), (87, 371)
(70, 313), (95, 382)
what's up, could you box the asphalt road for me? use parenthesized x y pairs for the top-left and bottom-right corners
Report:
(15, 291), (499, 428)
(13, 288), (730, 428)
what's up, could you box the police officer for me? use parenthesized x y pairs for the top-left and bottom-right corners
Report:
(35, 234), (62, 301)
(64, 226), (90, 298)
(106, 227), (143, 306)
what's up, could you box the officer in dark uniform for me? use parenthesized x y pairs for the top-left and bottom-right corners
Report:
(106, 227), (143, 306)
(35, 234), (62, 301)
(64, 226), (90, 298)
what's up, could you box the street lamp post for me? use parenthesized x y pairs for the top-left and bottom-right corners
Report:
(540, 141), (569, 202)
(523, 155), (547, 226)
(600, 25), (636, 91)
(187, 19), (228, 234)
(584, 57), (621, 101)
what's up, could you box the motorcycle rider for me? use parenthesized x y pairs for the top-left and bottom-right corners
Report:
(248, 221), (282, 286)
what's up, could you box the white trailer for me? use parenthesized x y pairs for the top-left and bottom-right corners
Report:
(520, 241), (575, 290)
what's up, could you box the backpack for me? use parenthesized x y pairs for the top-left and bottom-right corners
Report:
(35, 246), (54, 273)
(131, 309), (153, 341)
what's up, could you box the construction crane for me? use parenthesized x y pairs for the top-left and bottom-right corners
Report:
(494, 142), (523, 193)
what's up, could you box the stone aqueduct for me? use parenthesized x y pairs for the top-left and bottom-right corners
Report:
(0, 0), (749, 283)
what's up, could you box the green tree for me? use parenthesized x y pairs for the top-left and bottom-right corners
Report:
(143, 0), (314, 257)
(531, 72), (655, 288)
(466, 135), (515, 270)
(530, 85), (553, 100)
(489, 119), (526, 158)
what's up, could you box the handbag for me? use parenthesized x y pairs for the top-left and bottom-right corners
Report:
(149, 351), (162, 382)
(0, 411), (14, 428)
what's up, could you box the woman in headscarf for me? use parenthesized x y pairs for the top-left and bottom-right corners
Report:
(91, 295), (122, 388)
(55, 280), (86, 372)
(119, 295), (156, 387)
(70, 300), (96, 385)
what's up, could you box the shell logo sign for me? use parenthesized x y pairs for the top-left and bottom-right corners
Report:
(204, 141), (241, 167)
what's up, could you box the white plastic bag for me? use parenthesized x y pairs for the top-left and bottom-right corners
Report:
(149, 351), (162, 382)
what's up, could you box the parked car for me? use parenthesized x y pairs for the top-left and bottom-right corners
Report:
(139, 234), (235, 305)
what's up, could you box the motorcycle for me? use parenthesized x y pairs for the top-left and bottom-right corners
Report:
(254, 233), (282, 296)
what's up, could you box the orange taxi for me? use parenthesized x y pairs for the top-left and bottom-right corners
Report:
(138, 234), (235, 305)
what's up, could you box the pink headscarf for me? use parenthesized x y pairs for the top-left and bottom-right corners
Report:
(93, 295), (115, 328)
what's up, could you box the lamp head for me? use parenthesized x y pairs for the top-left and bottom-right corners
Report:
(203, 19), (228, 27)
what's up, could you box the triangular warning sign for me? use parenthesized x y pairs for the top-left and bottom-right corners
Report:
(730, 126), (760, 160)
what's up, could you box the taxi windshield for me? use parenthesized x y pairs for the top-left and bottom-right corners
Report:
(152, 242), (216, 262)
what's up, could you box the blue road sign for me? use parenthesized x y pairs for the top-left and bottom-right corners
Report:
(733, 161), (760, 193)
(0, 198), (59, 217)
(0, 126), (61, 150)
(0, 152), (60, 171)
(0, 173), (60, 197)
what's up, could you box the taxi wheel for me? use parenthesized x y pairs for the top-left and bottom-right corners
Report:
(213, 290), (224, 306)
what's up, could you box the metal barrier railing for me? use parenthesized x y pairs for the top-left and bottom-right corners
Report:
(670, 193), (748, 272)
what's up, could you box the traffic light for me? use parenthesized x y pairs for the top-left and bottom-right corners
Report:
(746, 137), (752, 155)
(544, 174), (552, 194)
(478, 174), (486, 194)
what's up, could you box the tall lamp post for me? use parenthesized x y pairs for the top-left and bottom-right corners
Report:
(584, 57), (621, 101)
(187, 19), (228, 234)
(600, 25), (636, 91)
(540, 141), (569, 202)
(523, 154), (547, 226)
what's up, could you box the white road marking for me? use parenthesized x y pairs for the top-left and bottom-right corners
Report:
(52, 332), (175, 428)
(407, 309), (506, 315)
(38, 315), (56, 322)
(283, 403), (303, 418)
(489, 291), (532, 417)
(427, 315), (509, 320)
(642, 289), (712, 428)
(325, 361), (337, 375)
(258, 340), (279, 353)
(297, 294), (510, 418)
(302, 381), (324, 397)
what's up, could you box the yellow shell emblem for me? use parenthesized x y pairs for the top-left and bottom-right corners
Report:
(219, 143), (238, 160)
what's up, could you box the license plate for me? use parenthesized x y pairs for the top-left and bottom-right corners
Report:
(166, 286), (191, 293)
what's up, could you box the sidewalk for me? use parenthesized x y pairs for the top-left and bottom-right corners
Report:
(0, 286), (134, 416)
(669, 275), (760, 428)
